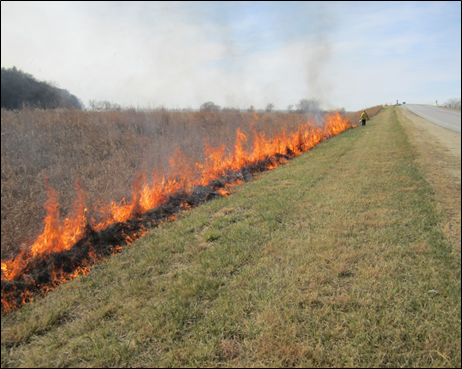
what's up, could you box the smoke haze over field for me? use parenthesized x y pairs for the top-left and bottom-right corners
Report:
(1, 1), (461, 111)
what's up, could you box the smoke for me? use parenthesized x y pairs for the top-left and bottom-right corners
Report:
(301, 3), (335, 109)
(304, 41), (333, 108)
(1, 2), (339, 111)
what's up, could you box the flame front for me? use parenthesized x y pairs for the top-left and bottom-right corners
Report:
(1, 111), (352, 312)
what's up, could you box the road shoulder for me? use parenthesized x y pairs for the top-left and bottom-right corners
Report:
(398, 107), (461, 254)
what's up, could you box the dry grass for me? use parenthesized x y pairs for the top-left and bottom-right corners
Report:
(0, 108), (302, 258)
(1, 106), (381, 259)
(397, 107), (461, 255)
(1, 106), (459, 367)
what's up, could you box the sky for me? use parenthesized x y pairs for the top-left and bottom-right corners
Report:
(1, 1), (461, 111)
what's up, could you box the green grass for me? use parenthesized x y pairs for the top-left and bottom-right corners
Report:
(1, 107), (460, 367)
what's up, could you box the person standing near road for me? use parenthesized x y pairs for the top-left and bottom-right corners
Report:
(360, 110), (369, 126)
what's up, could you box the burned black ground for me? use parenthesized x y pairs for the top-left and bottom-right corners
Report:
(1, 154), (290, 312)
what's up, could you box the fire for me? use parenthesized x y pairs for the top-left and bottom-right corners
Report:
(217, 187), (230, 197)
(30, 179), (87, 257)
(1, 111), (352, 312)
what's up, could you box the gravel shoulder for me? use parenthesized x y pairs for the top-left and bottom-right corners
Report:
(398, 107), (461, 253)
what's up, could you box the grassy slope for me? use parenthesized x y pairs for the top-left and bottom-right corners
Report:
(1, 107), (460, 367)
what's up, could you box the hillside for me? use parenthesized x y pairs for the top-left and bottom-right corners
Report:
(1, 67), (83, 110)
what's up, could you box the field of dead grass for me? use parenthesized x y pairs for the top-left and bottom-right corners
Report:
(1, 106), (459, 367)
(1, 106), (381, 260)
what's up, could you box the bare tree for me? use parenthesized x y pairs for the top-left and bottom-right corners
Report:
(88, 100), (122, 111)
(265, 103), (274, 113)
(296, 98), (322, 114)
(444, 98), (461, 110)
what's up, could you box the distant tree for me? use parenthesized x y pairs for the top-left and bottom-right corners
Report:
(444, 98), (461, 110)
(59, 89), (85, 109)
(88, 100), (122, 111)
(287, 104), (294, 113)
(265, 103), (274, 113)
(1, 67), (83, 110)
(247, 105), (256, 113)
(200, 101), (221, 112)
(296, 98), (322, 114)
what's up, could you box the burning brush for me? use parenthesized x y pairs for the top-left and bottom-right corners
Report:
(1, 111), (352, 313)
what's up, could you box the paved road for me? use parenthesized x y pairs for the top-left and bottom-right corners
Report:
(402, 104), (461, 133)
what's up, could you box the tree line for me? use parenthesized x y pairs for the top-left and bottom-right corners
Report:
(1, 67), (83, 110)
(0, 66), (346, 114)
(200, 98), (324, 114)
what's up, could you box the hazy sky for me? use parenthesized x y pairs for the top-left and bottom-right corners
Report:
(1, 1), (461, 111)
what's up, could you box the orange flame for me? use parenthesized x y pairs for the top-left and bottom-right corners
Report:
(1, 111), (352, 311)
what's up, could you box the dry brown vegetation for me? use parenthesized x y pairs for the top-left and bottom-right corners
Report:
(1, 106), (382, 260)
